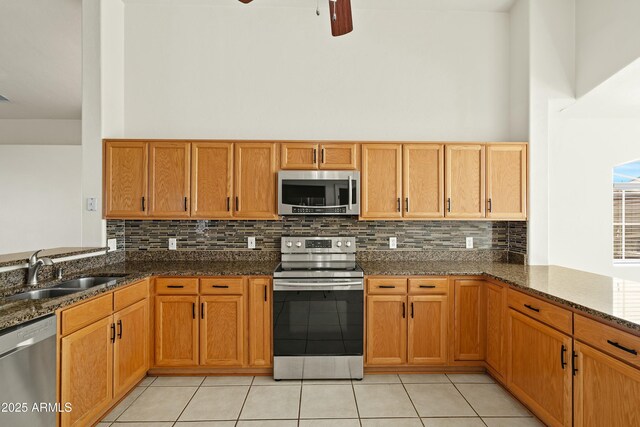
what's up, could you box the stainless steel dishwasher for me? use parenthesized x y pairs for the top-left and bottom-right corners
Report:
(0, 315), (57, 427)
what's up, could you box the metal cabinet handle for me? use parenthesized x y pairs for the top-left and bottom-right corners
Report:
(397, 198), (401, 212)
(235, 196), (239, 211)
(313, 148), (317, 164)
(607, 340), (638, 355)
(419, 285), (436, 289)
(402, 302), (406, 318)
(524, 304), (540, 313)
(117, 320), (123, 339)
(379, 285), (395, 289)
(572, 351), (578, 376)
(184, 196), (188, 211)
(560, 345), (567, 369)
(321, 148), (325, 163)
(211, 285), (229, 289)
(488, 198), (492, 213)
(264, 285), (267, 302)
(110, 323), (116, 343)
(167, 285), (184, 289)
(141, 196), (146, 212)
(447, 198), (451, 212)
(192, 302), (196, 319)
(227, 196), (231, 212)
(201, 302), (204, 319)
(405, 197), (409, 212)
(410, 302), (414, 318)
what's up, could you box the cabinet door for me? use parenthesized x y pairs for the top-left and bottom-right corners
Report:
(486, 144), (527, 219)
(149, 141), (191, 217)
(235, 142), (278, 219)
(320, 143), (357, 170)
(445, 144), (485, 218)
(281, 143), (318, 169)
(454, 279), (486, 360)
(113, 299), (148, 397)
(60, 316), (113, 427)
(104, 141), (148, 218)
(200, 295), (245, 366)
(507, 309), (572, 427)
(366, 295), (407, 365)
(361, 144), (403, 219)
(155, 296), (198, 366)
(191, 142), (233, 218)
(403, 144), (444, 218)
(574, 341), (640, 427)
(248, 278), (272, 367)
(408, 295), (448, 365)
(485, 282), (506, 378)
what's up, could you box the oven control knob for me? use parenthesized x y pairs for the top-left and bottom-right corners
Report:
(286, 242), (292, 248)
(336, 241), (342, 247)
(296, 241), (302, 248)
(346, 241), (352, 247)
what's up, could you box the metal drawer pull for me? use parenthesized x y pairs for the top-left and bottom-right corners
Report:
(379, 285), (396, 289)
(167, 285), (184, 289)
(524, 304), (540, 313)
(211, 285), (229, 289)
(419, 285), (436, 289)
(117, 320), (122, 339)
(607, 340), (638, 355)
(560, 345), (567, 369)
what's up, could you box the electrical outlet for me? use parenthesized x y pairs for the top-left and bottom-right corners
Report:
(389, 237), (397, 249)
(168, 238), (177, 250)
(87, 197), (97, 212)
(248, 236), (256, 249)
(466, 237), (474, 249)
(107, 238), (117, 252)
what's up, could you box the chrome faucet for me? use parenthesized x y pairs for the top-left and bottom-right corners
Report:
(27, 250), (54, 286)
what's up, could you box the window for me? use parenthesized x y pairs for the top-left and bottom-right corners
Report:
(613, 161), (640, 263)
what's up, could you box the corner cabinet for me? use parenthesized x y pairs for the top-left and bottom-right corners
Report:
(453, 279), (486, 361)
(103, 141), (149, 218)
(486, 144), (527, 219)
(234, 143), (278, 219)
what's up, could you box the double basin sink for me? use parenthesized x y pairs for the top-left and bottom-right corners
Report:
(6, 276), (125, 302)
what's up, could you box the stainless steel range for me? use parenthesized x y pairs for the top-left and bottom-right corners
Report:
(273, 236), (364, 380)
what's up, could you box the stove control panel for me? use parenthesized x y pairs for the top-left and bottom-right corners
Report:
(281, 236), (356, 254)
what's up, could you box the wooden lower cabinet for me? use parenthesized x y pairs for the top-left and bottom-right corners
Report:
(408, 295), (448, 364)
(574, 341), (640, 427)
(453, 279), (486, 361)
(485, 282), (506, 378)
(200, 295), (245, 366)
(507, 308), (572, 427)
(155, 295), (199, 366)
(366, 295), (407, 365)
(248, 278), (272, 367)
(60, 316), (114, 427)
(113, 299), (149, 396)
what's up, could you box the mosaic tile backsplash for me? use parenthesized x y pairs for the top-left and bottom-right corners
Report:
(107, 217), (527, 256)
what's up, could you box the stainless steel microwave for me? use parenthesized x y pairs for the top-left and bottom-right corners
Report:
(278, 170), (360, 215)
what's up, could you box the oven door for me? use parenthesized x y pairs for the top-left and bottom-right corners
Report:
(273, 279), (364, 357)
(278, 170), (360, 215)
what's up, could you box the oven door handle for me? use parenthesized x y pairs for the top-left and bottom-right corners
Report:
(274, 281), (363, 291)
(348, 175), (353, 211)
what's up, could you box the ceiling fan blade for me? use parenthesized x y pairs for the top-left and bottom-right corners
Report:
(329, 0), (353, 37)
(238, 0), (253, 3)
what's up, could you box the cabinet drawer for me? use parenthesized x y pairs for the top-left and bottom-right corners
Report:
(114, 279), (149, 311)
(408, 278), (448, 294)
(507, 289), (572, 334)
(367, 277), (407, 294)
(200, 277), (245, 295)
(61, 293), (113, 336)
(155, 277), (199, 294)
(575, 314), (640, 369)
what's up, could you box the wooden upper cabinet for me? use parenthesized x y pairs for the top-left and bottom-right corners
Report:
(320, 143), (357, 169)
(104, 141), (148, 218)
(154, 295), (199, 367)
(485, 282), (506, 379)
(235, 142), (278, 219)
(486, 144), (527, 219)
(113, 299), (148, 397)
(248, 277), (272, 367)
(200, 295), (245, 366)
(574, 341), (640, 427)
(403, 144), (444, 218)
(445, 144), (485, 218)
(361, 144), (403, 219)
(366, 295), (407, 365)
(149, 142), (191, 218)
(453, 279), (486, 361)
(191, 142), (233, 218)
(280, 143), (319, 169)
(507, 308), (572, 427)
(408, 295), (448, 365)
(60, 316), (114, 427)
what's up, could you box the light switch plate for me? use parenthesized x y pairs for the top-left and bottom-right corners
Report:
(248, 237), (256, 249)
(87, 197), (98, 212)
(389, 237), (397, 249)
(466, 237), (474, 249)
(168, 238), (177, 250)
(107, 238), (117, 252)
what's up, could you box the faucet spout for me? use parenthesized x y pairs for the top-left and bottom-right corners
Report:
(26, 250), (54, 286)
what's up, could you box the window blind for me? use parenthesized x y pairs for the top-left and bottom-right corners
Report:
(613, 188), (640, 262)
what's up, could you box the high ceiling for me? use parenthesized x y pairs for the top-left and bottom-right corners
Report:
(0, 0), (81, 120)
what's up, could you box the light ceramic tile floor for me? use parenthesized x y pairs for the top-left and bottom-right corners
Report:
(100, 374), (544, 427)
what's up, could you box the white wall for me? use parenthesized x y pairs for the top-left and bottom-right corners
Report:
(0, 119), (81, 145)
(508, 0), (529, 141)
(575, 0), (640, 98)
(119, 3), (512, 141)
(0, 145), (82, 253)
(549, 115), (640, 282)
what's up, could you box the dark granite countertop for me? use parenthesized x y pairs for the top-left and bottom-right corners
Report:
(0, 260), (279, 332)
(360, 261), (640, 335)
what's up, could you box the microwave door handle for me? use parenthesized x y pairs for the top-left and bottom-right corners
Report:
(348, 175), (352, 211)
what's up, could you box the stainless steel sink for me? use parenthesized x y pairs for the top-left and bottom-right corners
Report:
(54, 276), (124, 290)
(6, 289), (81, 301)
